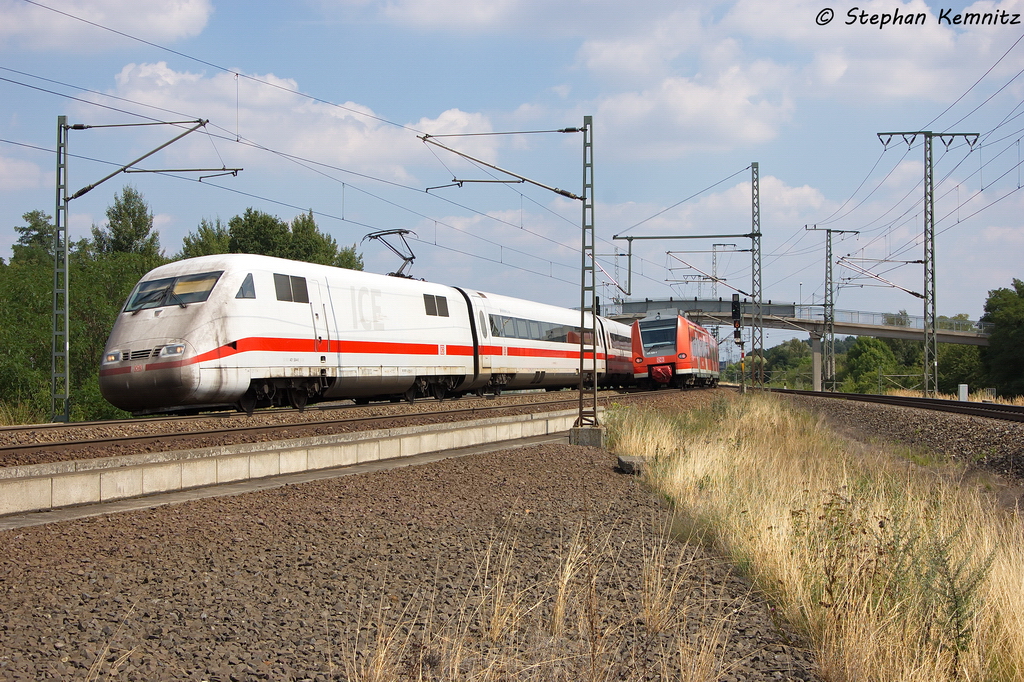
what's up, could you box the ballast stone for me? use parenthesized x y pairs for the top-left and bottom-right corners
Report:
(616, 455), (645, 476)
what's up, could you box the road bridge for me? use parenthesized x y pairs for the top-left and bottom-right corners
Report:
(609, 298), (990, 391)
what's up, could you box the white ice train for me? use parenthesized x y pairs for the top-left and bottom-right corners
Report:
(99, 253), (634, 414)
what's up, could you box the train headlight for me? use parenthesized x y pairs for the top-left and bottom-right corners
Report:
(634, 358), (643, 364)
(159, 344), (186, 357)
(103, 351), (122, 364)
(678, 353), (687, 359)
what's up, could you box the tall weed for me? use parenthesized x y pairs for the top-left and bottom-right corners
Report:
(606, 394), (1024, 681)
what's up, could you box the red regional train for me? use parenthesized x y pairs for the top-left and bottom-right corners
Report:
(631, 314), (720, 389)
(99, 253), (634, 415)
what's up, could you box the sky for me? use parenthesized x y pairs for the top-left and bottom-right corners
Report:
(2, 0), (1023, 354)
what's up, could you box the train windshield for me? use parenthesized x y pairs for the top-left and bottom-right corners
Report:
(124, 271), (224, 313)
(638, 320), (676, 356)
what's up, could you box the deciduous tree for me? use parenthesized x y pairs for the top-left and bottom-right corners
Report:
(840, 336), (898, 394)
(980, 279), (1024, 397)
(90, 185), (161, 257)
(179, 218), (230, 259)
(12, 210), (55, 262)
(225, 208), (363, 269)
(227, 208), (290, 257)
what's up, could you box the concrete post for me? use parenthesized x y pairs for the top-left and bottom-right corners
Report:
(811, 334), (822, 392)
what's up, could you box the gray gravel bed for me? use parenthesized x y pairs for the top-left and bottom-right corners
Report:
(0, 438), (816, 681)
(783, 394), (1024, 484)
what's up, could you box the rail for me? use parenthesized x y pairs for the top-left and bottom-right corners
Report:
(771, 388), (1024, 423)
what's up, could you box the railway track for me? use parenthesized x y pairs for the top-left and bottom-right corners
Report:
(0, 389), (668, 468)
(770, 388), (1024, 423)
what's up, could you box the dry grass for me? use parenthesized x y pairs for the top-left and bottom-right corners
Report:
(606, 393), (1024, 681)
(0, 399), (44, 427)
(886, 387), (1024, 406)
(329, 515), (744, 682)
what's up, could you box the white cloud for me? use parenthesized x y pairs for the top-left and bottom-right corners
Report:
(324, 0), (703, 35)
(724, 0), (1024, 102)
(380, 0), (520, 29)
(575, 10), (703, 83)
(0, 0), (212, 50)
(0, 155), (45, 191)
(88, 62), (495, 185)
(596, 65), (795, 159)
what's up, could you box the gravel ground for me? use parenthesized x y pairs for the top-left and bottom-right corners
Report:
(5, 389), (1024, 681)
(0, 434), (817, 681)
(782, 394), (1024, 497)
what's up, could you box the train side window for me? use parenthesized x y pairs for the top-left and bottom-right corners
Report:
(274, 273), (292, 301)
(291, 276), (309, 303)
(424, 294), (450, 317)
(479, 310), (488, 338)
(235, 273), (256, 299)
(274, 274), (309, 303)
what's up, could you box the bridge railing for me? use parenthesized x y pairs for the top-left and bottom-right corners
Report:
(607, 299), (992, 335)
(793, 306), (992, 334)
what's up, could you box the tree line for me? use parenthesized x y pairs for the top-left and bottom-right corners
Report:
(2, 184), (1021, 423)
(0, 185), (363, 424)
(726, 295), (1023, 397)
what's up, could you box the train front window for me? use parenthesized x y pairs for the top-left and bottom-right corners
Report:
(124, 271), (223, 312)
(639, 321), (676, 356)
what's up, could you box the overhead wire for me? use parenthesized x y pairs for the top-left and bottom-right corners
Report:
(19, 0), (422, 135)
(924, 32), (1024, 130)
(789, 32), (1024, 296)
(3, 42), (685, 294)
(4, 2), (758, 298)
(616, 165), (752, 236)
(0, 66), (599, 285)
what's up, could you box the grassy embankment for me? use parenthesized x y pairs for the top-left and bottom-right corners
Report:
(885, 387), (1024, 406)
(605, 392), (1024, 681)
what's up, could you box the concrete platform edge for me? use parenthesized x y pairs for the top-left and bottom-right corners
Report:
(0, 408), (601, 518)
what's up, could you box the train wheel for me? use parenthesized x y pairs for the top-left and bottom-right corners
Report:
(431, 383), (446, 401)
(288, 387), (309, 411)
(404, 386), (417, 403)
(238, 390), (257, 417)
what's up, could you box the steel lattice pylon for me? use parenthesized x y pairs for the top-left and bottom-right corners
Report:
(576, 116), (599, 427)
(750, 163), (764, 388)
(922, 133), (937, 397)
(807, 225), (857, 391)
(878, 130), (978, 397)
(51, 116), (71, 422)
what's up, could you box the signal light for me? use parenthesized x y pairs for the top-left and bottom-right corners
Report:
(731, 293), (741, 323)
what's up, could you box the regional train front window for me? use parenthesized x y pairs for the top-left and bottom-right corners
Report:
(639, 321), (676, 356)
(124, 271), (223, 312)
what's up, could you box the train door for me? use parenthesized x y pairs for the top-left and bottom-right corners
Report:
(308, 280), (329, 353)
(595, 318), (609, 378)
(477, 308), (492, 374)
